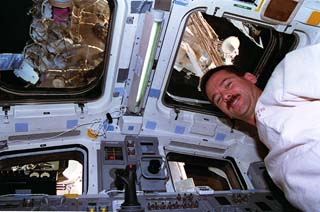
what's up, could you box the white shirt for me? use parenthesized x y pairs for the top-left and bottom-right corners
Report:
(255, 43), (320, 211)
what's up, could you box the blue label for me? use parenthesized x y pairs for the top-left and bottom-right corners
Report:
(0, 54), (24, 70)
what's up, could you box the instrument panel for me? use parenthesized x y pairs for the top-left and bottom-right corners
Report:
(0, 191), (286, 212)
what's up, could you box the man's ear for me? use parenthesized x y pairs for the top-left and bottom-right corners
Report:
(243, 72), (257, 84)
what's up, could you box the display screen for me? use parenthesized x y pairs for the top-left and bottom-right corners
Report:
(140, 142), (155, 155)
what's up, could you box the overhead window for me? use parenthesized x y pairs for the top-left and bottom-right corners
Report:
(0, 0), (113, 103)
(164, 12), (297, 116)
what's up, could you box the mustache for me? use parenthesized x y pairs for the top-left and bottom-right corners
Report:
(227, 94), (240, 109)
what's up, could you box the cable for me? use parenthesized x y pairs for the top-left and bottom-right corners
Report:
(100, 189), (124, 195)
(109, 110), (122, 119)
(99, 189), (144, 197)
(11, 109), (122, 143)
(42, 120), (101, 140)
(12, 120), (102, 143)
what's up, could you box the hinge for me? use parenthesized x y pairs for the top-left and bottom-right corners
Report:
(174, 107), (180, 120)
(76, 103), (87, 119)
(0, 140), (8, 150)
(2, 105), (10, 124)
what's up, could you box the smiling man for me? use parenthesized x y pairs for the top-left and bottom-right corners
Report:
(200, 43), (320, 212)
(202, 65), (261, 126)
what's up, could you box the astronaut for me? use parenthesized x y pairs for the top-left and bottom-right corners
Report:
(200, 43), (320, 211)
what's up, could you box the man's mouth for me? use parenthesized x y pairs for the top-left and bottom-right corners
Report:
(227, 94), (240, 110)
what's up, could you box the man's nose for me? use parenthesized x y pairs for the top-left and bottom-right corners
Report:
(222, 93), (232, 102)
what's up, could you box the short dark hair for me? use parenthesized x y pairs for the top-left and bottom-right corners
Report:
(200, 65), (245, 100)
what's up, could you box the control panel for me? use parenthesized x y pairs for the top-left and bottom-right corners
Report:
(0, 136), (296, 211)
(0, 191), (287, 211)
(100, 136), (166, 193)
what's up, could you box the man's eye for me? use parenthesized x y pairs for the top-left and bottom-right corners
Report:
(225, 81), (232, 88)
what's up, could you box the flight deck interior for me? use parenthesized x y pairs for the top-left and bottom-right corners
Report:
(0, 0), (320, 211)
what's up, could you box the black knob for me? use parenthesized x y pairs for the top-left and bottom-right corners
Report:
(148, 159), (161, 174)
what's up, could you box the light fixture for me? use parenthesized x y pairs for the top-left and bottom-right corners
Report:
(135, 10), (164, 108)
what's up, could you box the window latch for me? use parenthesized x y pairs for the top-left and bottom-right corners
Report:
(2, 106), (10, 124)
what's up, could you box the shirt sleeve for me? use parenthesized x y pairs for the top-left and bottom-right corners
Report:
(257, 43), (320, 211)
(275, 140), (320, 211)
(262, 100), (320, 211)
(283, 43), (320, 100)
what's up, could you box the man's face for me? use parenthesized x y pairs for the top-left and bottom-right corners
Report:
(205, 70), (260, 123)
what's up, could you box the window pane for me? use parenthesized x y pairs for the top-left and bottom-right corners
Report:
(0, 0), (111, 100)
(164, 12), (296, 115)
(0, 149), (85, 195)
